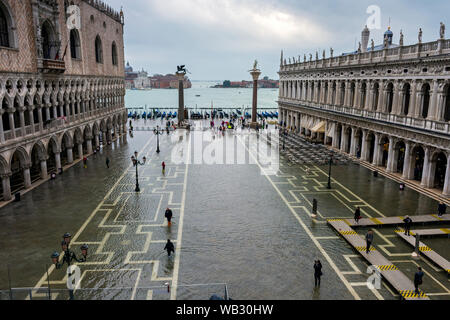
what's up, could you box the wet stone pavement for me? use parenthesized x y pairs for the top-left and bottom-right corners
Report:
(0, 119), (448, 300)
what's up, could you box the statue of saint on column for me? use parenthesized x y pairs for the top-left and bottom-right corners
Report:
(440, 22), (445, 39)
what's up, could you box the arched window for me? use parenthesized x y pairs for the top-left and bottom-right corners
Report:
(111, 42), (118, 66)
(95, 35), (103, 63)
(42, 21), (56, 59)
(0, 5), (9, 47)
(421, 83), (431, 118)
(70, 29), (81, 59)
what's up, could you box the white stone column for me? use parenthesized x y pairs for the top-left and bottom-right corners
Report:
(95, 134), (100, 148)
(23, 165), (32, 189)
(55, 152), (61, 171)
(78, 143), (83, 159)
(427, 80), (439, 121)
(386, 137), (395, 173)
(19, 108), (26, 137)
(361, 130), (369, 161)
(442, 155), (450, 197)
(8, 111), (15, 139)
(349, 128), (357, 156)
(86, 139), (93, 154)
(377, 81), (385, 112)
(391, 81), (400, 114)
(0, 110), (5, 143)
(340, 125), (347, 151)
(409, 80), (417, 117)
(402, 142), (412, 179)
(40, 159), (48, 180)
(372, 133), (381, 166)
(28, 108), (35, 134)
(67, 147), (74, 164)
(421, 147), (432, 187)
(37, 106), (43, 132)
(1, 174), (12, 201)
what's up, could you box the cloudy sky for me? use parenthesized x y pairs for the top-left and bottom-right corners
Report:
(106, 0), (449, 80)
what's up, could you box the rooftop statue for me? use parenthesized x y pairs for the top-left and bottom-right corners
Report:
(400, 30), (404, 46)
(371, 39), (375, 51)
(440, 22), (445, 39)
(330, 47), (333, 57)
(418, 28), (423, 43)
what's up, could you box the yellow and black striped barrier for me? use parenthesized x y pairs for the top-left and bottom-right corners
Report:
(340, 230), (358, 235)
(399, 290), (427, 299)
(355, 246), (376, 252)
(376, 265), (399, 271)
(419, 246), (433, 252)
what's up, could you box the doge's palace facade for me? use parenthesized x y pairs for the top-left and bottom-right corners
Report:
(0, 0), (127, 201)
(278, 25), (450, 199)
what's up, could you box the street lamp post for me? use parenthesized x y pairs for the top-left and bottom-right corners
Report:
(154, 125), (163, 153)
(50, 233), (88, 300)
(327, 155), (333, 189)
(131, 151), (146, 192)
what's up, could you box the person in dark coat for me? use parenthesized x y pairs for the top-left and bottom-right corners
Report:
(403, 216), (413, 236)
(365, 230), (374, 254)
(314, 260), (323, 287)
(438, 202), (447, 217)
(354, 207), (361, 223)
(414, 267), (424, 294)
(164, 239), (175, 257)
(106, 157), (110, 169)
(165, 207), (173, 226)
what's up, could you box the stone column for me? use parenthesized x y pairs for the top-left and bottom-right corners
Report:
(377, 81), (385, 112)
(420, 147), (432, 187)
(28, 107), (35, 134)
(176, 73), (187, 123)
(8, 110), (16, 139)
(442, 155), (450, 197)
(249, 68), (261, 129)
(86, 138), (93, 154)
(78, 143), (83, 159)
(0, 110), (5, 143)
(37, 106), (43, 132)
(19, 107), (26, 137)
(402, 142), (412, 179)
(23, 164), (32, 189)
(340, 125), (347, 151)
(54, 152), (61, 171)
(391, 81), (400, 114)
(95, 135), (100, 148)
(107, 129), (112, 143)
(360, 130), (369, 161)
(1, 174), (12, 201)
(386, 137), (395, 173)
(372, 133), (381, 166)
(427, 80), (439, 121)
(66, 146), (74, 164)
(40, 158), (48, 180)
(349, 128), (357, 156)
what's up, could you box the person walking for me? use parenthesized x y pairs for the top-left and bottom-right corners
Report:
(164, 239), (175, 257)
(438, 202), (447, 217)
(314, 260), (323, 287)
(106, 157), (110, 169)
(162, 161), (166, 175)
(354, 207), (361, 223)
(414, 267), (424, 295)
(403, 216), (413, 236)
(165, 207), (173, 227)
(83, 156), (87, 169)
(365, 230), (374, 254)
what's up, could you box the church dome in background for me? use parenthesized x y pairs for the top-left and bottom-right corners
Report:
(125, 61), (133, 73)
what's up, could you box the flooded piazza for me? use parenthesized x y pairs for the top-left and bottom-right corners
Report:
(0, 119), (448, 300)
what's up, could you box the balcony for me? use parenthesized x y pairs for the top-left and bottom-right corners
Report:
(40, 59), (66, 74)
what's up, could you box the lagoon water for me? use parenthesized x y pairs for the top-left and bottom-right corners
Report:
(124, 80), (279, 112)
